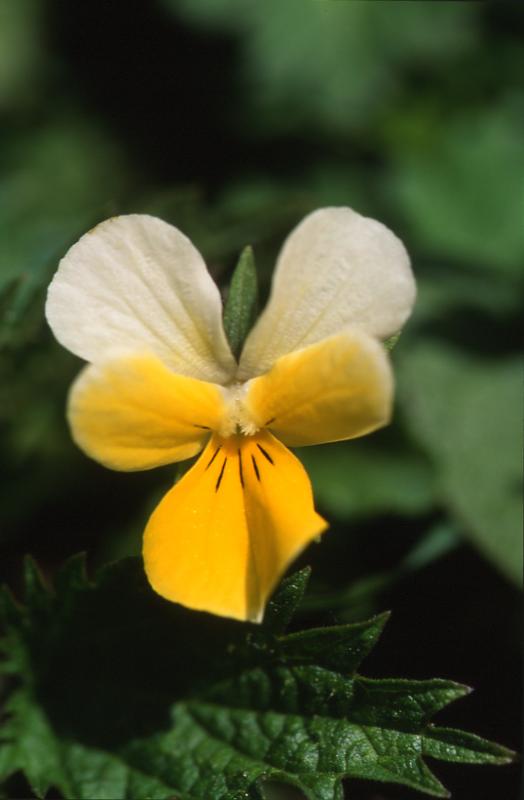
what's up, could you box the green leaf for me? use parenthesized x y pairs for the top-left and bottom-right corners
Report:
(223, 245), (259, 359)
(422, 727), (516, 765)
(413, 268), (521, 323)
(263, 566), (311, 635)
(398, 341), (523, 585)
(0, 558), (514, 800)
(0, 114), (128, 335)
(278, 612), (389, 674)
(388, 99), (524, 275)
(163, 0), (476, 135)
(298, 439), (435, 520)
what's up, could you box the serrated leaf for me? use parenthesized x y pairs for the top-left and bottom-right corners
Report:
(263, 567), (311, 635)
(22, 556), (50, 610)
(223, 245), (258, 359)
(0, 558), (515, 800)
(422, 727), (516, 765)
(278, 612), (389, 673)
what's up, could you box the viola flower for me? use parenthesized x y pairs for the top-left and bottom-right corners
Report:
(46, 208), (415, 622)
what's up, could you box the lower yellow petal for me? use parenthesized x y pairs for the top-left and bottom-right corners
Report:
(245, 330), (393, 447)
(68, 353), (225, 471)
(143, 430), (326, 622)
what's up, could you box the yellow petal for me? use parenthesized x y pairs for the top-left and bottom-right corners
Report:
(143, 431), (327, 622)
(68, 353), (226, 471)
(245, 330), (393, 447)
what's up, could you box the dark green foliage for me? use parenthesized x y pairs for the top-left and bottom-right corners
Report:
(0, 560), (514, 800)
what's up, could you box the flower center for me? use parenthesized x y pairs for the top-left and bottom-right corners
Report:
(219, 382), (259, 438)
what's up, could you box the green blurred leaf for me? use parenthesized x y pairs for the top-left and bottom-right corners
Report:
(0, 0), (44, 111)
(164, 0), (476, 135)
(223, 245), (259, 359)
(0, 115), (129, 333)
(398, 341), (522, 585)
(413, 268), (522, 323)
(298, 439), (435, 520)
(0, 558), (514, 800)
(388, 99), (524, 275)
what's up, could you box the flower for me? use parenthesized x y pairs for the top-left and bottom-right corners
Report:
(46, 207), (415, 622)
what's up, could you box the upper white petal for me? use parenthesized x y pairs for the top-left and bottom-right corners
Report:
(237, 207), (416, 379)
(46, 215), (236, 383)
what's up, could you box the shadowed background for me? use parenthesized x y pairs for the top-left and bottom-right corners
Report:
(0, 2), (522, 798)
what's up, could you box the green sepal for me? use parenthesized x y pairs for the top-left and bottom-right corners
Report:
(385, 331), (401, 350)
(223, 245), (259, 359)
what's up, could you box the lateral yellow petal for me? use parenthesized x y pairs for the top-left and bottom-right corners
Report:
(143, 431), (326, 622)
(245, 330), (393, 447)
(68, 353), (225, 471)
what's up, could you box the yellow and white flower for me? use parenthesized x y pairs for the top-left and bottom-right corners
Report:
(46, 207), (415, 622)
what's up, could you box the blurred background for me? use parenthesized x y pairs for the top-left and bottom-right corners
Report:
(0, 2), (522, 798)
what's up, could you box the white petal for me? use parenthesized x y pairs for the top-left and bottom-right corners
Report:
(46, 215), (236, 383)
(237, 207), (415, 379)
